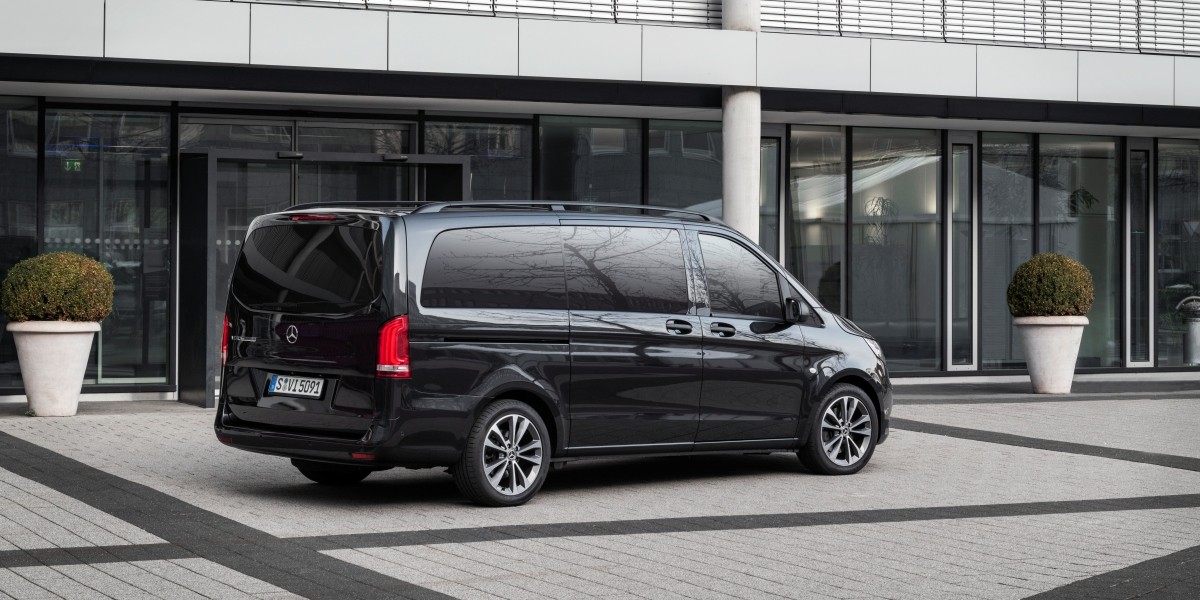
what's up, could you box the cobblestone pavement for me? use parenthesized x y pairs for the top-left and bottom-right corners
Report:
(0, 388), (1195, 599)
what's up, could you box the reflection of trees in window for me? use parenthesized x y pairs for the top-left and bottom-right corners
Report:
(699, 234), (782, 320)
(563, 226), (689, 314)
(422, 227), (566, 310)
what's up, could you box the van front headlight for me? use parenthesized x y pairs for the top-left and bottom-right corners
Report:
(865, 337), (883, 359)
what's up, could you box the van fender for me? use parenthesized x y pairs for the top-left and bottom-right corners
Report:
(469, 371), (567, 456)
(796, 367), (885, 447)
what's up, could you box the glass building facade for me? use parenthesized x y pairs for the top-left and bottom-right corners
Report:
(1, 95), (1198, 398)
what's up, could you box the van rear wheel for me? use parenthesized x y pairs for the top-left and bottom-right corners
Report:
(798, 384), (877, 475)
(454, 400), (549, 507)
(291, 459), (373, 485)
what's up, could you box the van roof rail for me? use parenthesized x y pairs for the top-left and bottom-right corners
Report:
(411, 201), (722, 223)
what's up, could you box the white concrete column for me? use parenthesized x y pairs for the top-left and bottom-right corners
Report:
(721, 0), (761, 239)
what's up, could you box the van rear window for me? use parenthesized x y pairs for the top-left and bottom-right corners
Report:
(231, 222), (383, 313)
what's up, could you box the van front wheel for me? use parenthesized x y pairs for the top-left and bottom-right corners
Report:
(798, 384), (877, 475)
(454, 400), (549, 507)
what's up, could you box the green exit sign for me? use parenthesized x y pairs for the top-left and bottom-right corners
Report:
(63, 159), (82, 172)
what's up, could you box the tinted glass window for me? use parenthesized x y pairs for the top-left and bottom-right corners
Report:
(422, 227), (566, 309)
(232, 222), (383, 313)
(563, 226), (689, 314)
(699, 234), (782, 319)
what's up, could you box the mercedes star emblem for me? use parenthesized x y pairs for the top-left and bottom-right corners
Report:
(285, 325), (299, 344)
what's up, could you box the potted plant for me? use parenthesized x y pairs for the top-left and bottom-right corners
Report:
(1007, 253), (1094, 394)
(1, 252), (113, 416)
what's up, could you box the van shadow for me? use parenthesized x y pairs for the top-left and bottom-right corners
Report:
(251, 452), (807, 507)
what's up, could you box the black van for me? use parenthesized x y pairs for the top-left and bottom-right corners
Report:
(215, 202), (892, 506)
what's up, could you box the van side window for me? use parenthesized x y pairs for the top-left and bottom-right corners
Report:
(698, 234), (783, 320)
(562, 226), (689, 314)
(422, 226), (566, 309)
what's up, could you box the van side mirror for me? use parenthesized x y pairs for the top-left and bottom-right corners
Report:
(786, 298), (811, 324)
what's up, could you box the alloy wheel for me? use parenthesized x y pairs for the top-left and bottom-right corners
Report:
(482, 414), (543, 496)
(820, 396), (873, 467)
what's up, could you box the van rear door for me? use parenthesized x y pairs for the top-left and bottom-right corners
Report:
(222, 213), (392, 431)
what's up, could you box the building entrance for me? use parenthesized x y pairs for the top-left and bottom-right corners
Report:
(177, 150), (471, 406)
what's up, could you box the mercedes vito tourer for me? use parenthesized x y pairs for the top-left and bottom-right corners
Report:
(215, 201), (892, 506)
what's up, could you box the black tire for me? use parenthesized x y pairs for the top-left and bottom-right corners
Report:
(291, 459), (374, 485)
(798, 384), (878, 475)
(453, 400), (550, 507)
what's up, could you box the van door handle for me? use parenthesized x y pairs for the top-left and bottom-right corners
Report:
(665, 319), (693, 335)
(710, 322), (736, 337)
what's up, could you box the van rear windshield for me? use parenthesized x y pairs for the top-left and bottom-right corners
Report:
(231, 222), (383, 313)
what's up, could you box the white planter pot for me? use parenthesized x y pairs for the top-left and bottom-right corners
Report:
(1014, 316), (1088, 394)
(6, 321), (100, 417)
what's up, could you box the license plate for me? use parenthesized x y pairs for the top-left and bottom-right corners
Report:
(266, 374), (324, 399)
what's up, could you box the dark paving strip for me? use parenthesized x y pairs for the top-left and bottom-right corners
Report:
(897, 380), (1200, 399)
(0, 543), (193, 569)
(898, 391), (1200, 405)
(292, 493), (1200, 552)
(0, 430), (453, 600)
(1025, 542), (1200, 599)
(892, 418), (1200, 472)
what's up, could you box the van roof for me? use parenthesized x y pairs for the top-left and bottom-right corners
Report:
(281, 201), (724, 224)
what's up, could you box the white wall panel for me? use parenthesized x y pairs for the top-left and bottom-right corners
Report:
(106, 0), (250, 64)
(1078, 52), (1174, 106)
(871, 39), (977, 97)
(390, 13), (517, 76)
(1173, 57), (1200, 107)
(0, 0), (103, 58)
(251, 4), (387, 71)
(976, 45), (1076, 102)
(642, 27), (754, 86)
(758, 33), (870, 92)
(518, 19), (641, 81)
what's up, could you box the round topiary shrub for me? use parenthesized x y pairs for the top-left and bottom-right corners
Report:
(1, 252), (114, 322)
(1007, 252), (1094, 317)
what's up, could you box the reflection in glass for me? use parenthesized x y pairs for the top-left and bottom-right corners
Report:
(44, 110), (171, 383)
(647, 120), (722, 216)
(981, 133), (1034, 369)
(0, 97), (38, 389)
(425, 121), (532, 200)
(540, 116), (641, 203)
(1157, 140), (1200, 366)
(786, 127), (844, 313)
(232, 223), (383, 313)
(296, 163), (411, 205)
(297, 125), (409, 154)
(179, 120), (292, 151)
(759, 138), (780, 258)
(951, 144), (972, 365)
(1130, 150), (1150, 363)
(851, 128), (941, 371)
(563, 227), (688, 314)
(1039, 135), (1120, 367)
(699, 234), (783, 320)
(422, 227), (566, 310)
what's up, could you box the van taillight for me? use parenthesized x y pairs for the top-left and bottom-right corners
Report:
(221, 315), (230, 366)
(377, 316), (410, 378)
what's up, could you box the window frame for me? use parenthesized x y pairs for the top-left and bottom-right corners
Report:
(692, 230), (788, 322)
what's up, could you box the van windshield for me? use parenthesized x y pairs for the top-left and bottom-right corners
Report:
(231, 221), (383, 313)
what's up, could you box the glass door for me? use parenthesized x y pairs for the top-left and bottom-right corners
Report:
(946, 132), (978, 370)
(178, 150), (470, 406)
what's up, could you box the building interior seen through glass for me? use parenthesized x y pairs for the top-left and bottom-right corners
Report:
(851, 128), (943, 372)
(0, 98), (37, 389)
(1158, 139), (1200, 366)
(7, 97), (1200, 391)
(44, 110), (172, 384)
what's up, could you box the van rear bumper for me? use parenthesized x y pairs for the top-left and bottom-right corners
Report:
(214, 418), (462, 468)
